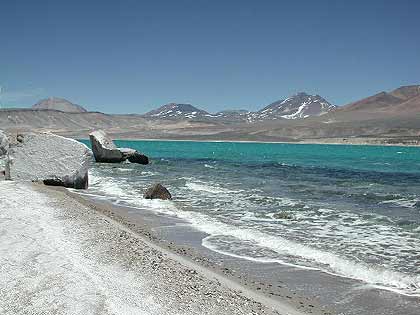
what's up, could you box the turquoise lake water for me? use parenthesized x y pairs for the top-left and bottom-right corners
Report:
(79, 140), (420, 296)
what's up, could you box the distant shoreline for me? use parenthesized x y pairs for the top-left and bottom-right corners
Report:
(76, 136), (420, 148)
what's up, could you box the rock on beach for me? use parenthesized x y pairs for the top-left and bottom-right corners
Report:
(5, 132), (91, 189)
(144, 183), (172, 200)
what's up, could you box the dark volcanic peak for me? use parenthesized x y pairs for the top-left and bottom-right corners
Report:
(144, 103), (209, 119)
(253, 92), (336, 120)
(32, 97), (87, 113)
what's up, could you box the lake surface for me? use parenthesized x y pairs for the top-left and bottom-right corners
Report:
(79, 140), (420, 297)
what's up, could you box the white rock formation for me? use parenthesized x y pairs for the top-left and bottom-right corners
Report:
(89, 130), (124, 163)
(89, 130), (149, 164)
(5, 133), (91, 189)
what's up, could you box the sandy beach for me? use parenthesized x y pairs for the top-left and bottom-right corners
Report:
(0, 180), (320, 315)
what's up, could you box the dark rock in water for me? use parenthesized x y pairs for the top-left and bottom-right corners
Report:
(89, 130), (125, 163)
(119, 147), (137, 159)
(127, 152), (149, 164)
(273, 211), (294, 220)
(5, 132), (91, 189)
(119, 147), (149, 164)
(144, 183), (172, 200)
(16, 134), (24, 143)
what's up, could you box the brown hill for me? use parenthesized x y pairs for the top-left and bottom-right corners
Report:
(389, 85), (420, 100)
(32, 97), (87, 113)
(332, 85), (420, 119)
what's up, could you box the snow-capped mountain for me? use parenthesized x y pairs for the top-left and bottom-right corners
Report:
(255, 92), (336, 120)
(143, 103), (209, 119)
(212, 110), (251, 121)
(143, 93), (335, 122)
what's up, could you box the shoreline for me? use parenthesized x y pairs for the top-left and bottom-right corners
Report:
(2, 180), (307, 315)
(50, 184), (330, 314)
(60, 186), (329, 315)
(2, 177), (419, 314)
(63, 177), (420, 315)
(75, 136), (420, 148)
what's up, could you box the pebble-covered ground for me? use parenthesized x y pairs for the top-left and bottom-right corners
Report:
(0, 181), (296, 315)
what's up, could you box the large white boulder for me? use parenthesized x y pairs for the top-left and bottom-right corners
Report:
(0, 130), (9, 157)
(5, 133), (91, 189)
(89, 130), (124, 163)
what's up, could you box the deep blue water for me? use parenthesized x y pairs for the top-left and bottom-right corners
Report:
(79, 140), (420, 296)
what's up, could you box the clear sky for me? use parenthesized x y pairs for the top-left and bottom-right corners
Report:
(1, 0), (419, 113)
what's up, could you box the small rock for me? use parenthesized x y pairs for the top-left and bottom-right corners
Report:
(273, 211), (294, 220)
(144, 183), (172, 200)
(16, 134), (24, 143)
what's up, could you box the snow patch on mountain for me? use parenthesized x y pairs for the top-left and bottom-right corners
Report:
(144, 103), (209, 119)
(143, 93), (335, 122)
(255, 92), (336, 121)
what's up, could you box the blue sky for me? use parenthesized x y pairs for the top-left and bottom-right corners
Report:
(1, 0), (419, 113)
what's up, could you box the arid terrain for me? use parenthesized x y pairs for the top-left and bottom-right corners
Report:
(1, 85), (420, 145)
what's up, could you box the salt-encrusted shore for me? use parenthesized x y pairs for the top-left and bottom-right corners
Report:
(0, 181), (312, 315)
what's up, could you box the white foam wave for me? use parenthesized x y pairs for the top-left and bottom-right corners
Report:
(115, 168), (132, 172)
(192, 215), (420, 296)
(185, 181), (234, 194)
(130, 199), (419, 296)
(379, 198), (419, 208)
(141, 171), (156, 176)
(84, 171), (420, 296)
(87, 171), (131, 198)
(202, 236), (319, 270)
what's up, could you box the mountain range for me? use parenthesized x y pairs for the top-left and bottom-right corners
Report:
(1, 85), (420, 145)
(25, 86), (420, 122)
(143, 92), (336, 121)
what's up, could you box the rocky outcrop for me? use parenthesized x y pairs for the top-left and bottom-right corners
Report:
(5, 133), (91, 189)
(119, 148), (149, 164)
(89, 130), (149, 164)
(127, 152), (149, 164)
(89, 130), (125, 163)
(144, 183), (172, 200)
(0, 130), (9, 157)
(119, 147), (137, 159)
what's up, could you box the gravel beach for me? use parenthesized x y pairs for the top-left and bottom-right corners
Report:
(0, 181), (309, 315)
